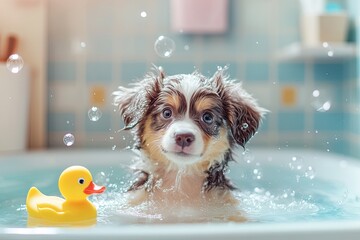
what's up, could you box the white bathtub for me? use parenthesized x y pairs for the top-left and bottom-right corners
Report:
(0, 148), (360, 240)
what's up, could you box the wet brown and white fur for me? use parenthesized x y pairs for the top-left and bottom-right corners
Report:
(113, 67), (266, 223)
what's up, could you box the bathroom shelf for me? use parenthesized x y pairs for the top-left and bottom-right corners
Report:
(277, 42), (357, 61)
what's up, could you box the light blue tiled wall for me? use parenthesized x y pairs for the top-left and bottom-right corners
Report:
(47, 0), (359, 157)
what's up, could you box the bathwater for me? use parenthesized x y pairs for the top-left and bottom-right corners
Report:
(0, 150), (360, 227)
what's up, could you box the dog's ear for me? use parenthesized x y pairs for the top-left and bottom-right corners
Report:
(113, 67), (165, 129)
(211, 70), (266, 147)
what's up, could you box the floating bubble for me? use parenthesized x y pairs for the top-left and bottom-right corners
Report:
(313, 100), (331, 112)
(95, 171), (109, 186)
(63, 133), (75, 146)
(154, 36), (175, 58)
(312, 90), (320, 97)
(140, 11), (147, 18)
(88, 106), (102, 121)
(311, 90), (331, 112)
(327, 51), (334, 57)
(6, 54), (24, 73)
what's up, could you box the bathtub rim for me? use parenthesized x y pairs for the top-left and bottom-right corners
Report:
(1, 220), (360, 240)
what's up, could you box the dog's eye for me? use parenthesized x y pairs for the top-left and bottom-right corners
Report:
(202, 112), (214, 124)
(162, 108), (172, 119)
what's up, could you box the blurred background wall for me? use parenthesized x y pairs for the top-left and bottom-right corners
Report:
(45, 0), (360, 157)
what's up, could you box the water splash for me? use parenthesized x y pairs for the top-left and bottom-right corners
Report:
(289, 156), (303, 171)
(242, 149), (254, 164)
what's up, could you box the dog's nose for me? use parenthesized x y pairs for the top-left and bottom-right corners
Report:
(175, 133), (195, 148)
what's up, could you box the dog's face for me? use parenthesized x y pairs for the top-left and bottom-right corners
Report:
(114, 67), (265, 171)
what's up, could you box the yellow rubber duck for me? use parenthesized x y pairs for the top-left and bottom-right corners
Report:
(26, 166), (106, 224)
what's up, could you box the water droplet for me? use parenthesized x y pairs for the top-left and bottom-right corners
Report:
(80, 42), (86, 48)
(322, 42), (329, 48)
(305, 166), (316, 180)
(254, 187), (264, 193)
(184, 45), (190, 51)
(253, 168), (262, 180)
(109, 136), (114, 140)
(154, 36), (175, 58)
(311, 90), (331, 112)
(312, 90), (320, 97)
(6, 54), (24, 73)
(241, 122), (249, 131)
(88, 106), (102, 121)
(140, 11), (147, 18)
(242, 149), (254, 164)
(327, 51), (334, 57)
(112, 145), (116, 150)
(63, 133), (75, 146)
(289, 156), (303, 171)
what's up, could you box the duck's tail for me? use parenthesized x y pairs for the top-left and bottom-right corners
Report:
(26, 187), (43, 216)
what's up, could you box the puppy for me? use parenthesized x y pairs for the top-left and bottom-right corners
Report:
(113, 66), (266, 223)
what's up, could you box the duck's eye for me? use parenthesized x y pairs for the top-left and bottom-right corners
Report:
(78, 178), (85, 184)
(202, 112), (214, 124)
(162, 108), (172, 119)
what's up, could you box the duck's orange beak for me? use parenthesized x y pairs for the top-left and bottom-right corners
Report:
(84, 181), (106, 194)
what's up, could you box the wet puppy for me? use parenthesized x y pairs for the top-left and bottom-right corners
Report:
(113, 67), (266, 222)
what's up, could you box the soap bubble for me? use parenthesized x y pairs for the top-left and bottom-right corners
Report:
(311, 90), (331, 112)
(95, 171), (109, 186)
(6, 54), (24, 73)
(88, 106), (102, 121)
(154, 36), (175, 58)
(140, 11), (147, 18)
(312, 90), (320, 97)
(63, 133), (75, 146)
